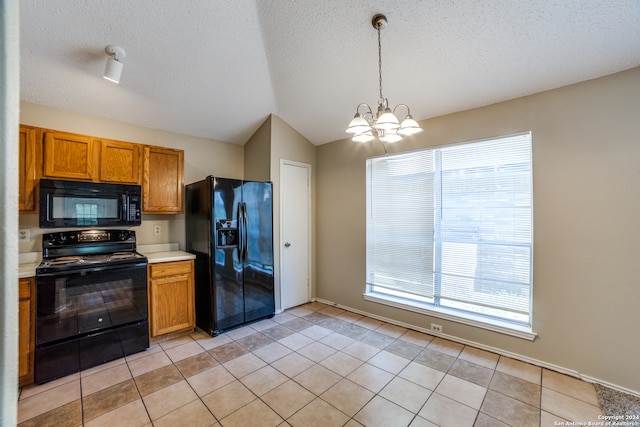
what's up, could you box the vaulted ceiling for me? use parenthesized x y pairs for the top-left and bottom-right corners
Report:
(20, 1), (640, 146)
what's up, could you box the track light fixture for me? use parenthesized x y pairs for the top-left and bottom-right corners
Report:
(103, 45), (126, 84)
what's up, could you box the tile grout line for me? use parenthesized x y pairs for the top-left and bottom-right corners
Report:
(123, 351), (152, 426)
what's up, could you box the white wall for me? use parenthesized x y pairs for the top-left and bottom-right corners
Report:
(1, 1), (20, 423)
(316, 67), (640, 394)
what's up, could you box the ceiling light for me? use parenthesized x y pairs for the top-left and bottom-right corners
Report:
(346, 14), (423, 144)
(103, 45), (126, 84)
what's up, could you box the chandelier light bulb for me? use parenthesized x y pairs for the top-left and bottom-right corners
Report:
(352, 131), (375, 143)
(379, 130), (403, 143)
(373, 110), (400, 131)
(347, 114), (373, 135)
(398, 115), (424, 136)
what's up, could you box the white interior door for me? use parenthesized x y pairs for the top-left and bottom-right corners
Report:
(280, 160), (311, 309)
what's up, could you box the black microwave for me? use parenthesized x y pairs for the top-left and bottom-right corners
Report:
(39, 179), (142, 228)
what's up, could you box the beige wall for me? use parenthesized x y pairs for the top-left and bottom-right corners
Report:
(244, 116), (271, 181)
(316, 67), (640, 394)
(19, 101), (244, 251)
(269, 115), (317, 310)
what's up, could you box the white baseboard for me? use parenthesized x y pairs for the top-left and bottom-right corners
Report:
(311, 297), (640, 398)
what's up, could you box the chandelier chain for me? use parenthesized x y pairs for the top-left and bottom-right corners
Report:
(377, 22), (383, 100)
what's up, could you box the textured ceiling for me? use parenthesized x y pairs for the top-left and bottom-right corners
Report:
(20, 0), (640, 146)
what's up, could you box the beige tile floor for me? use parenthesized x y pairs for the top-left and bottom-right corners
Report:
(18, 302), (604, 427)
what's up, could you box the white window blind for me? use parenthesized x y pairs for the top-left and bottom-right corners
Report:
(366, 132), (533, 326)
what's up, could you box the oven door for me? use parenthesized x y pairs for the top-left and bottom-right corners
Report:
(35, 261), (149, 383)
(36, 262), (148, 345)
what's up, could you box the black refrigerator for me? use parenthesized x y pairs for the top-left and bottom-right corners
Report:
(185, 176), (274, 336)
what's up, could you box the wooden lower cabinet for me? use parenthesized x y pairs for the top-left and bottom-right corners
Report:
(19, 277), (35, 386)
(148, 260), (195, 338)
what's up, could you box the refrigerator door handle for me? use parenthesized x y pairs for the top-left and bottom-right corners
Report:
(237, 202), (245, 262)
(241, 202), (248, 262)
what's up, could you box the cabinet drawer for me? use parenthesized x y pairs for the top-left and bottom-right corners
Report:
(149, 260), (192, 278)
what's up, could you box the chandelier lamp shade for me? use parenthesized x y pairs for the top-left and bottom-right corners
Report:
(346, 14), (423, 143)
(103, 45), (126, 84)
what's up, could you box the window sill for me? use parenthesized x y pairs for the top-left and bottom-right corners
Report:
(363, 291), (537, 341)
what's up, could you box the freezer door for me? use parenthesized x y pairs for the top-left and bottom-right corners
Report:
(186, 178), (216, 335)
(212, 177), (244, 331)
(242, 181), (275, 322)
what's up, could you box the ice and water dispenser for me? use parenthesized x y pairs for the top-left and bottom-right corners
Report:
(216, 219), (238, 247)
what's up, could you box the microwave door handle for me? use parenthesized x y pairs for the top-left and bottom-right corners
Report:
(122, 194), (128, 221)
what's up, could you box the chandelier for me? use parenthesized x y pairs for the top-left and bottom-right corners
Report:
(346, 14), (423, 143)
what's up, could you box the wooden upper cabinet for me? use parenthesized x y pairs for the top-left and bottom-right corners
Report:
(142, 145), (184, 213)
(19, 125), (38, 212)
(20, 126), (185, 213)
(98, 139), (140, 184)
(43, 131), (96, 181)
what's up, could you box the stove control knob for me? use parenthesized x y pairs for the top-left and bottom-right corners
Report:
(51, 235), (64, 245)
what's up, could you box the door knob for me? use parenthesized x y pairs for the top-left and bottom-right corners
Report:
(284, 242), (291, 247)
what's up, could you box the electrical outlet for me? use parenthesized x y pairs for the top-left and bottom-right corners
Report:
(19, 228), (30, 242)
(430, 323), (443, 333)
(153, 225), (161, 236)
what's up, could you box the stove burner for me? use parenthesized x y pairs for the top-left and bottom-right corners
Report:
(44, 256), (84, 266)
(110, 252), (139, 260)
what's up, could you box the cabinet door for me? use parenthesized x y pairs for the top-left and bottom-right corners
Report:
(142, 146), (184, 213)
(98, 139), (140, 183)
(19, 278), (35, 385)
(43, 131), (95, 180)
(19, 126), (38, 212)
(149, 268), (194, 337)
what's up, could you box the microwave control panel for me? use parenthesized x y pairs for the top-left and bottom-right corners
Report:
(128, 196), (141, 221)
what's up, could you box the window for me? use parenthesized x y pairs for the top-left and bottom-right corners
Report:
(366, 133), (533, 331)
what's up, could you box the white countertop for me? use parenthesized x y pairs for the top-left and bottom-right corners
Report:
(18, 252), (40, 278)
(142, 250), (195, 264)
(137, 243), (195, 264)
(19, 262), (39, 279)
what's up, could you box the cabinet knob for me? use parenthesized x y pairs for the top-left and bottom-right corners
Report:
(284, 242), (291, 248)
